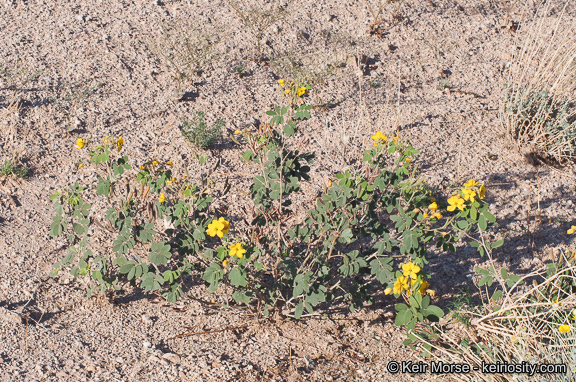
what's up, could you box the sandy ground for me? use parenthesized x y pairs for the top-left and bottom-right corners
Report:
(1, 0), (576, 380)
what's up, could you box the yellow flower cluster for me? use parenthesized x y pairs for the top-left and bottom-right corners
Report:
(559, 324), (571, 333)
(206, 217), (230, 238)
(384, 262), (435, 297)
(447, 179), (486, 212)
(158, 192), (166, 203)
(371, 131), (388, 146)
(278, 79), (308, 97)
(422, 200), (441, 220)
(568, 225), (576, 235)
(221, 243), (246, 267)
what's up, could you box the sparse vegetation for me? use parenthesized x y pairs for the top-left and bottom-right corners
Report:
(502, 1), (576, 162)
(49, 79), (101, 132)
(0, 158), (29, 180)
(150, 18), (223, 98)
(181, 111), (225, 150)
(226, 0), (292, 60)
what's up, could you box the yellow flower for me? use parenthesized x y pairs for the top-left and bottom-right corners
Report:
(402, 262), (421, 279)
(206, 217), (230, 238)
(166, 177), (176, 186)
(413, 208), (420, 214)
(166, 160), (173, 166)
(462, 188), (477, 202)
(371, 131), (387, 146)
(405, 157), (411, 163)
(432, 212), (442, 220)
(103, 136), (110, 144)
(117, 137), (124, 152)
(285, 89), (291, 94)
(222, 259), (228, 267)
(429, 202), (438, 211)
(419, 280), (431, 297)
(447, 196), (465, 212)
(229, 243), (246, 259)
(478, 183), (486, 199)
(426, 289), (436, 297)
(152, 160), (159, 166)
(568, 225), (576, 235)
(463, 179), (478, 188)
(297, 86), (307, 97)
(78, 163), (84, 168)
(384, 287), (392, 295)
(139, 165), (145, 170)
(234, 130), (241, 135)
(423, 212), (429, 218)
(278, 79), (285, 87)
(559, 324), (571, 333)
(76, 138), (85, 149)
(393, 276), (409, 294)
(393, 135), (400, 144)
(158, 193), (166, 203)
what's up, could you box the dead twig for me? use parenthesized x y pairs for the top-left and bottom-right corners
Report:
(167, 322), (251, 340)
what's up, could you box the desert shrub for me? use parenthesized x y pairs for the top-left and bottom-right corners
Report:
(49, 83), (496, 340)
(501, 2), (576, 162)
(180, 111), (224, 150)
(0, 158), (29, 180)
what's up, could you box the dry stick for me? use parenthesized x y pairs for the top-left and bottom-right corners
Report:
(167, 322), (250, 340)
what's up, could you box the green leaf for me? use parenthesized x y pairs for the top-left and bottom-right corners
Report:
(422, 305), (444, 321)
(141, 272), (164, 292)
(475, 267), (489, 276)
(483, 210), (496, 223)
(148, 241), (172, 265)
(478, 275), (493, 287)
(283, 124), (295, 136)
(501, 268), (508, 279)
(478, 214), (488, 231)
(96, 177), (111, 196)
(491, 240), (504, 249)
(395, 309), (412, 326)
(137, 222), (155, 242)
(229, 267), (248, 287)
(470, 206), (477, 221)
(492, 290), (503, 301)
(395, 303), (409, 312)
(294, 301), (304, 319)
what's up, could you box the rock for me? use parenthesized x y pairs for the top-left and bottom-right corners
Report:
(501, 52), (512, 61)
(162, 353), (181, 364)
(143, 341), (152, 348)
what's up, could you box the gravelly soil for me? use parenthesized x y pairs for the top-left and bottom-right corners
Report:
(1, 0), (576, 381)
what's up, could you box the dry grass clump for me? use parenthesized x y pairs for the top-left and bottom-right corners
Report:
(501, 1), (576, 162)
(412, 252), (576, 381)
(148, 17), (224, 99)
